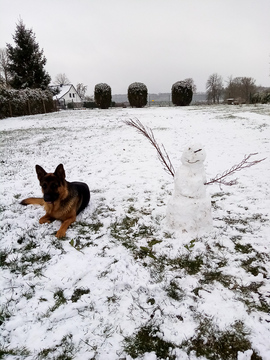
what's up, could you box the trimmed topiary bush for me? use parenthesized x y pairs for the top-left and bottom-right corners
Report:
(128, 82), (148, 108)
(94, 83), (112, 109)
(171, 80), (193, 106)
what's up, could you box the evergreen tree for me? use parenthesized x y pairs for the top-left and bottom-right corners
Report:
(6, 20), (51, 89)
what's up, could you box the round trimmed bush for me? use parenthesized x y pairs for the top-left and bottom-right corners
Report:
(171, 80), (193, 106)
(94, 83), (112, 109)
(128, 82), (148, 108)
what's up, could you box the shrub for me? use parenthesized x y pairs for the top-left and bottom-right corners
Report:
(171, 80), (193, 106)
(94, 83), (112, 109)
(251, 92), (270, 104)
(83, 101), (98, 109)
(261, 92), (270, 104)
(0, 87), (55, 119)
(128, 82), (148, 108)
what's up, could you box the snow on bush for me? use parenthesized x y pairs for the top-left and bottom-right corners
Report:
(171, 80), (193, 106)
(252, 92), (270, 104)
(128, 82), (148, 108)
(0, 87), (54, 118)
(94, 83), (112, 109)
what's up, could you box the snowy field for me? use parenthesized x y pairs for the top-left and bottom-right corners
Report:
(0, 104), (269, 360)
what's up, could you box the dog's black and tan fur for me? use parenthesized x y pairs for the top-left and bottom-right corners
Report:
(21, 164), (90, 238)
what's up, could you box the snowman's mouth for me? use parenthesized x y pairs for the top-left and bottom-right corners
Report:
(188, 160), (200, 164)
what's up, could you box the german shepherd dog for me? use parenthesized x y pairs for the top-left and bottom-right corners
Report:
(21, 164), (90, 238)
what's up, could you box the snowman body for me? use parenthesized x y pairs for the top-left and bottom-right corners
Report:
(166, 144), (213, 234)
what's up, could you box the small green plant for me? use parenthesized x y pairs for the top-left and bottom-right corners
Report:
(184, 238), (196, 251)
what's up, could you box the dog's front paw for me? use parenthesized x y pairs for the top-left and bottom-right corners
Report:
(56, 229), (66, 238)
(39, 215), (52, 224)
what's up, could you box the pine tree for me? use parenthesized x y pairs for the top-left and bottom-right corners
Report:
(6, 20), (51, 89)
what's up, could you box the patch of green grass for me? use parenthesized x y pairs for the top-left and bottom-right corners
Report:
(182, 318), (262, 360)
(0, 305), (12, 326)
(37, 333), (75, 360)
(109, 213), (163, 263)
(165, 280), (185, 301)
(200, 270), (232, 288)
(123, 323), (176, 359)
(0, 346), (30, 359)
(76, 220), (104, 234)
(235, 282), (270, 314)
(0, 249), (9, 267)
(234, 243), (255, 254)
(163, 254), (204, 275)
(241, 256), (267, 277)
(49, 289), (67, 312)
(221, 213), (268, 233)
(71, 288), (90, 303)
(107, 294), (120, 304)
(3, 250), (51, 276)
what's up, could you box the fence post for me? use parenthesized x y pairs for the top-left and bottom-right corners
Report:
(28, 100), (31, 115)
(42, 99), (46, 113)
(8, 101), (13, 117)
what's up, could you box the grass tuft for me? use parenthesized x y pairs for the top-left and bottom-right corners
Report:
(123, 323), (176, 359)
(71, 288), (90, 303)
(182, 318), (262, 360)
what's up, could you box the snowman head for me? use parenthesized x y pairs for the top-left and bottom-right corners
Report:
(181, 143), (206, 166)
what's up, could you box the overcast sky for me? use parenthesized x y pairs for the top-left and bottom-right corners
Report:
(1, 0), (269, 95)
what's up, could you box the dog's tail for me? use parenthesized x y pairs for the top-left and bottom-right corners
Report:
(20, 198), (44, 206)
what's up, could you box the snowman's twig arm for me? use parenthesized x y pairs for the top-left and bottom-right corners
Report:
(205, 153), (266, 186)
(123, 118), (175, 177)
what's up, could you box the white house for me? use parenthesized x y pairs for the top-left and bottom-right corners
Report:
(52, 84), (82, 105)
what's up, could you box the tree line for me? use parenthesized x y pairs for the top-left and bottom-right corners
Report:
(1, 20), (269, 118)
(206, 73), (270, 105)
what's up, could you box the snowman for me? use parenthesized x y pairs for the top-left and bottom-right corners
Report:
(166, 143), (213, 235)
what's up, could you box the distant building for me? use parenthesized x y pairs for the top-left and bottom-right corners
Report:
(52, 84), (82, 106)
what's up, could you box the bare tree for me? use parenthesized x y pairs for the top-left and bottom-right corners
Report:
(0, 48), (11, 87)
(225, 76), (256, 103)
(184, 78), (197, 93)
(206, 73), (223, 104)
(54, 73), (70, 86)
(76, 83), (87, 100)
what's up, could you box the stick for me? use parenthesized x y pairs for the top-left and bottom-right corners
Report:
(123, 118), (175, 177)
(124, 118), (266, 186)
(204, 153), (266, 186)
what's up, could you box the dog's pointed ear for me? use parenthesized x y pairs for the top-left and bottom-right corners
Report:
(36, 165), (47, 181)
(54, 164), (66, 181)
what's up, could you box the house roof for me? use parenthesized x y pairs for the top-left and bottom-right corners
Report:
(52, 84), (81, 100)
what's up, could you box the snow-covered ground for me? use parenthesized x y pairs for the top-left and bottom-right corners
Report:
(0, 104), (269, 360)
